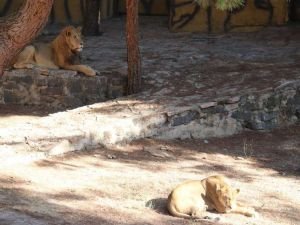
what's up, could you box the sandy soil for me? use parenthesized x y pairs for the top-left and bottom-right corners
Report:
(0, 16), (300, 225)
(0, 124), (299, 225)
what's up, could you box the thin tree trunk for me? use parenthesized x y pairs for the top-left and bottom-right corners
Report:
(0, 0), (54, 75)
(126, 0), (141, 94)
(83, 0), (100, 36)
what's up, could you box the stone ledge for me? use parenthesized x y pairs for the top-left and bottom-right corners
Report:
(0, 79), (299, 158)
(0, 69), (127, 109)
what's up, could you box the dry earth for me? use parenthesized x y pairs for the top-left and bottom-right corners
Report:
(1, 16), (300, 225)
(0, 122), (299, 225)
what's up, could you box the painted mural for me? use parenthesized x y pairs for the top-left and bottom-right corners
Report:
(0, 0), (114, 24)
(169, 0), (289, 32)
(0, 0), (296, 32)
(117, 0), (169, 15)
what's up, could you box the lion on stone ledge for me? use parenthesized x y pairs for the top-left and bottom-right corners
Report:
(167, 175), (258, 221)
(13, 26), (97, 76)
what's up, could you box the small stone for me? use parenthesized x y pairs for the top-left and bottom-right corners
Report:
(236, 156), (245, 160)
(160, 146), (168, 151)
(199, 102), (217, 109)
(227, 96), (241, 104)
(144, 146), (176, 159)
(204, 140), (209, 144)
(107, 154), (117, 159)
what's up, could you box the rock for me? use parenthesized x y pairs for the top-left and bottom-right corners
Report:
(160, 146), (168, 151)
(236, 156), (245, 160)
(107, 154), (117, 159)
(199, 102), (217, 109)
(227, 96), (241, 104)
(48, 140), (74, 156)
(170, 110), (199, 126)
(144, 146), (176, 159)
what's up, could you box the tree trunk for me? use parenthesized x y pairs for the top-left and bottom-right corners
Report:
(126, 0), (141, 94)
(0, 0), (53, 75)
(83, 0), (100, 36)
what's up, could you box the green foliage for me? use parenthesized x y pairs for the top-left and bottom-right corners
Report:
(216, 0), (244, 10)
(194, 0), (211, 9)
(194, 0), (244, 11)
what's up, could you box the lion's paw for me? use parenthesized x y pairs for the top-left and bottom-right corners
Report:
(246, 208), (258, 218)
(84, 66), (97, 76)
(26, 64), (34, 69)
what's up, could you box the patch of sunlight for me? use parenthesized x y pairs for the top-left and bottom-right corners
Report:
(0, 149), (46, 166)
(0, 115), (40, 127)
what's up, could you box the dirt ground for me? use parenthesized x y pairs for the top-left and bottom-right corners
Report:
(0, 122), (299, 225)
(1, 16), (300, 225)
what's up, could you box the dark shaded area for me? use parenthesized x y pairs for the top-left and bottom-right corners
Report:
(145, 198), (169, 215)
(0, 104), (57, 117)
(82, 0), (100, 36)
(290, 0), (300, 21)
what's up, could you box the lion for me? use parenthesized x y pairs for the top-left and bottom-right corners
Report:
(167, 175), (257, 220)
(13, 26), (97, 76)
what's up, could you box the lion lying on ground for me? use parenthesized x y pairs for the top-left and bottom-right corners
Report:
(167, 175), (257, 220)
(13, 26), (97, 76)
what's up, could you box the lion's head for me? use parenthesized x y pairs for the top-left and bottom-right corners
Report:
(216, 184), (240, 213)
(62, 26), (83, 53)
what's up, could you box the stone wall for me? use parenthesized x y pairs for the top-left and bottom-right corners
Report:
(169, 0), (289, 32)
(156, 81), (300, 140)
(0, 69), (126, 109)
(1, 79), (298, 154)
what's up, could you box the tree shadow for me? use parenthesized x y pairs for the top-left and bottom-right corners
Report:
(30, 124), (300, 180)
(0, 180), (159, 225)
(35, 160), (81, 171)
(0, 104), (58, 117)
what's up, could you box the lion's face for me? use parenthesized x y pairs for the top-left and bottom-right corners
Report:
(64, 26), (83, 53)
(216, 185), (240, 212)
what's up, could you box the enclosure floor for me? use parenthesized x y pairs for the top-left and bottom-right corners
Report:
(0, 17), (300, 224)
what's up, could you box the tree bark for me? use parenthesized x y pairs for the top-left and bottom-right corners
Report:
(83, 0), (100, 36)
(0, 0), (54, 75)
(126, 0), (141, 94)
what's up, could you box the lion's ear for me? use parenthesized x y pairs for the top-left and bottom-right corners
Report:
(215, 184), (222, 195)
(236, 188), (240, 194)
(66, 29), (71, 37)
(77, 26), (83, 34)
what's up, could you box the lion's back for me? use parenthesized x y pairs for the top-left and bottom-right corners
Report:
(33, 43), (54, 62)
(167, 180), (207, 213)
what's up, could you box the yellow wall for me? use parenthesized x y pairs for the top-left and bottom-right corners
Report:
(169, 0), (289, 32)
(0, 0), (293, 32)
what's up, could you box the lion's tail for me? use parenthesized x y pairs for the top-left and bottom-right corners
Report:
(167, 195), (191, 219)
(167, 194), (220, 221)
